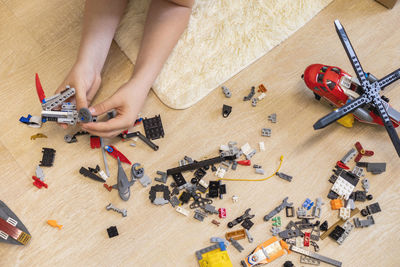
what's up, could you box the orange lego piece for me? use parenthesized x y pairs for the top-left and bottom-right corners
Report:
(258, 84), (267, 93)
(225, 229), (246, 240)
(330, 199), (343, 210)
(47, 220), (63, 230)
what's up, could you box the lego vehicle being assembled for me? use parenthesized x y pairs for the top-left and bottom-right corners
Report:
(20, 74), (96, 127)
(302, 64), (400, 128)
(241, 236), (290, 267)
(301, 20), (400, 157)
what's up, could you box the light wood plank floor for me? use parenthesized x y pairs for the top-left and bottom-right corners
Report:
(0, 0), (399, 266)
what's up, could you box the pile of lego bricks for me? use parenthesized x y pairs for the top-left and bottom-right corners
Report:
(323, 141), (384, 243)
(192, 141), (386, 267)
(27, 109), (385, 267)
(147, 140), (289, 216)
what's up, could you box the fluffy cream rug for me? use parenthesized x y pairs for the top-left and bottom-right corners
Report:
(115, 0), (333, 109)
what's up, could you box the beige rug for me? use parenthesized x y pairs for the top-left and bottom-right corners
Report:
(115, 0), (333, 109)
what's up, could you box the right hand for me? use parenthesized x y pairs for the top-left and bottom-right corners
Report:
(55, 62), (102, 128)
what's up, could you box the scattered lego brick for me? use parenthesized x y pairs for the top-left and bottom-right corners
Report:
(107, 226), (118, 238)
(330, 199), (343, 210)
(218, 208), (226, 218)
(225, 229), (246, 240)
(30, 133), (47, 140)
(222, 104), (232, 118)
(39, 147), (56, 167)
(90, 136), (100, 148)
(143, 115), (164, 140)
(221, 86), (232, 98)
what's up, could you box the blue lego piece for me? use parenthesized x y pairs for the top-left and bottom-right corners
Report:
(302, 198), (315, 210)
(19, 114), (32, 123)
(218, 242), (227, 251)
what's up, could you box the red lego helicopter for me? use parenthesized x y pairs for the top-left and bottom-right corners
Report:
(302, 20), (400, 157)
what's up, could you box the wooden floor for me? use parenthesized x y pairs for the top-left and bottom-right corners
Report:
(1, 0), (399, 266)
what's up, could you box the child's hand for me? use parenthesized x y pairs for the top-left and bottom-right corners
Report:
(81, 81), (147, 138)
(55, 63), (102, 128)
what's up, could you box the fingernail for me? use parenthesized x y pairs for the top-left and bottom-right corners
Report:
(89, 107), (95, 113)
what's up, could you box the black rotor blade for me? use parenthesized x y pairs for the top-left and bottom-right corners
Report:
(334, 20), (370, 89)
(313, 96), (369, 130)
(372, 97), (400, 157)
(378, 67), (400, 90)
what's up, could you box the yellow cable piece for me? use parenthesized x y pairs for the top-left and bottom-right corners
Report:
(217, 155), (284, 182)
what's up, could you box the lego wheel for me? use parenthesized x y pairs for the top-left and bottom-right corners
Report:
(78, 108), (93, 123)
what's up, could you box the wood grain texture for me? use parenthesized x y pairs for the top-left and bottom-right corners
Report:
(0, 0), (399, 266)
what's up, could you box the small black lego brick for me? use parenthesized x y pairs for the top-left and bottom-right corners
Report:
(361, 209), (369, 217)
(329, 225), (345, 241)
(241, 218), (254, 230)
(107, 226), (119, 238)
(320, 221), (328, 231)
(327, 190), (339, 200)
(179, 191), (191, 204)
(143, 115), (164, 140)
(222, 104), (232, 118)
(286, 206), (294, 217)
(366, 202), (381, 214)
(354, 191), (367, 202)
(172, 172), (186, 187)
(39, 147), (56, 167)
(283, 261), (294, 267)
(366, 194), (373, 201)
(219, 184), (226, 195)
(194, 168), (207, 179)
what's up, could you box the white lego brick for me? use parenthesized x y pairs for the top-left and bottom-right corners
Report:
(198, 179), (208, 189)
(296, 236), (304, 248)
(339, 207), (351, 220)
(232, 195), (239, 203)
(241, 143), (252, 156)
(220, 145), (229, 151)
(215, 167), (226, 178)
(98, 170), (108, 181)
(259, 141), (265, 151)
(257, 93), (266, 100)
(331, 177), (355, 200)
(176, 206), (190, 216)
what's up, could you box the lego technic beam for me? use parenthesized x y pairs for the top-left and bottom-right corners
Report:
(378, 67), (400, 89)
(290, 245), (342, 267)
(334, 20), (369, 89)
(166, 155), (236, 175)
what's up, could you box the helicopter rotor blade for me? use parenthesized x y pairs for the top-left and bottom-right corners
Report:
(372, 97), (400, 157)
(334, 20), (371, 89)
(378, 67), (400, 90)
(313, 96), (369, 130)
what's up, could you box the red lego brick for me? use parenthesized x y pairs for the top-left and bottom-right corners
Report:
(304, 232), (310, 247)
(218, 208), (227, 218)
(32, 176), (48, 189)
(90, 136), (101, 149)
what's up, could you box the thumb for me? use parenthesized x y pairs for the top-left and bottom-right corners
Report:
(89, 97), (117, 116)
(75, 89), (88, 110)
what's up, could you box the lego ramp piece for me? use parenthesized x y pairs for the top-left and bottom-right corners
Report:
(114, 0), (333, 109)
